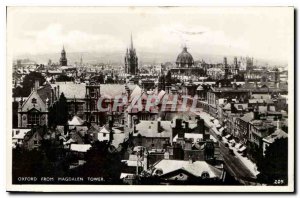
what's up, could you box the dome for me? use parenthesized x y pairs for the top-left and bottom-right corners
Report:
(176, 47), (194, 67)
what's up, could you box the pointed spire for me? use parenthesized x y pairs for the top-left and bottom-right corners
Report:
(130, 33), (133, 50)
(62, 45), (65, 53)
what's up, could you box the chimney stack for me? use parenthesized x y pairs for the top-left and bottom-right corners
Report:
(188, 155), (193, 164)
(254, 102), (259, 120)
(276, 118), (281, 129)
(157, 117), (161, 133)
(175, 119), (182, 129)
(164, 151), (170, 160)
(57, 85), (60, 97)
(230, 101), (235, 113)
(34, 79), (39, 90)
(184, 121), (189, 132)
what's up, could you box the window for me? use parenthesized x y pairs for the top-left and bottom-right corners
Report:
(77, 104), (83, 112)
(91, 115), (96, 122)
(90, 89), (96, 98)
(28, 113), (40, 125)
(103, 133), (106, 137)
(34, 140), (38, 145)
(31, 98), (37, 104)
(68, 103), (74, 112)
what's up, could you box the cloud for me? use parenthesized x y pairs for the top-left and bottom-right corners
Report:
(12, 23), (127, 55)
(134, 23), (250, 58)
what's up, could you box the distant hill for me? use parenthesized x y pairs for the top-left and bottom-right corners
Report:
(14, 51), (287, 67)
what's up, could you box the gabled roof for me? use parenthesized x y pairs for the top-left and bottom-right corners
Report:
(154, 159), (222, 178)
(36, 83), (53, 105)
(21, 89), (48, 112)
(129, 86), (142, 102)
(240, 112), (254, 123)
(263, 128), (288, 144)
(68, 115), (84, 126)
(100, 84), (127, 99)
(12, 128), (31, 140)
(70, 144), (91, 152)
(135, 120), (172, 138)
(23, 126), (49, 142)
(54, 82), (86, 99)
(173, 133), (203, 143)
(99, 125), (110, 134)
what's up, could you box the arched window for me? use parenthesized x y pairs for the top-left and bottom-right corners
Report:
(28, 113), (40, 126)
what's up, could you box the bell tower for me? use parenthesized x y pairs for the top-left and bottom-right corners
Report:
(60, 46), (68, 66)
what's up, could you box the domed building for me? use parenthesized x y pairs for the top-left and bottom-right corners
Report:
(176, 46), (194, 67)
(169, 46), (206, 81)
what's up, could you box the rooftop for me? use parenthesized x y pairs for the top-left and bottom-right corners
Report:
(154, 159), (222, 178)
(263, 128), (288, 144)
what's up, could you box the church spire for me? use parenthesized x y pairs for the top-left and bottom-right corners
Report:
(130, 33), (133, 50)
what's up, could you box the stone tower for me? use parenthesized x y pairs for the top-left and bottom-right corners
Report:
(124, 34), (138, 75)
(60, 46), (68, 66)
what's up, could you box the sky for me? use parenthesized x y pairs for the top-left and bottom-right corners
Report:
(7, 7), (293, 64)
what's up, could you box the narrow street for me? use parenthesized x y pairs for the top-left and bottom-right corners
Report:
(194, 110), (258, 184)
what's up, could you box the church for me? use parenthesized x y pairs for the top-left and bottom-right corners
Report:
(60, 46), (68, 66)
(124, 34), (138, 75)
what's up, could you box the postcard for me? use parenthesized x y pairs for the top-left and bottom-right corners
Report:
(6, 6), (294, 192)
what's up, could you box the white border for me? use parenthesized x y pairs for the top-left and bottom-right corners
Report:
(2, 3), (296, 193)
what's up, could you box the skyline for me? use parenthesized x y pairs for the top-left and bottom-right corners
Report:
(8, 7), (293, 64)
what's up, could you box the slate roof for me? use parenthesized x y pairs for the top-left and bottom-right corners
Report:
(134, 120), (172, 138)
(68, 115), (85, 126)
(12, 128), (31, 140)
(240, 112), (254, 123)
(54, 82), (86, 99)
(173, 133), (203, 143)
(263, 129), (288, 144)
(36, 83), (53, 105)
(154, 159), (222, 178)
(70, 144), (91, 153)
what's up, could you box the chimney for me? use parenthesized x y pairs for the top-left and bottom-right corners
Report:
(232, 83), (237, 89)
(157, 117), (161, 133)
(34, 79), (39, 90)
(57, 85), (60, 97)
(50, 89), (53, 104)
(188, 155), (193, 164)
(164, 151), (170, 160)
(254, 102), (259, 120)
(143, 150), (148, 170)
(175, 119), (182, 129)
(230, 101), (235, 113)
(276, 118), (281, 129)
(184, 121), (189, 132)
(133, 125), (137, 133)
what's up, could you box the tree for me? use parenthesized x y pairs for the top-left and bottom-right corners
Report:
(91, 74), (104, 84)
(72, 141), (123, 183)
(56, 74), (74, 82)
(257, 138), (288, 184)
(56, 93), (69, 125)
(12, 136), (69, 183)
(48, 93), (69, 127)
(14, 72), (46, 97)
(165, 70), (172, 85)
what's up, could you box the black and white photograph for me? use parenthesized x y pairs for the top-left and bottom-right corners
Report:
(6, 6), (294, 192)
